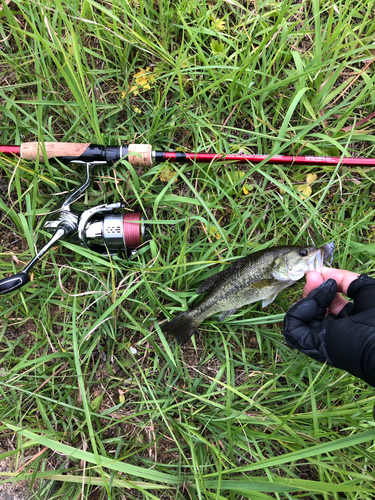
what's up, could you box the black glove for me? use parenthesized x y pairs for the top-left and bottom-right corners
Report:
(283, 274), (375, 386)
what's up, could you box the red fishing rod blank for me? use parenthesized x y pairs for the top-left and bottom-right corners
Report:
(158, 151), (375, 167)
(0, 145), (20, 156)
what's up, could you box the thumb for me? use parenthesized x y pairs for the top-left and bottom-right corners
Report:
(303, 271), (324, 298)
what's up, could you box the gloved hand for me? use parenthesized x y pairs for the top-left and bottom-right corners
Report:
(283, 269), (375, 386)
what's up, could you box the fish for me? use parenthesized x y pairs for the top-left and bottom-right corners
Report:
(161, 242), (334, 345)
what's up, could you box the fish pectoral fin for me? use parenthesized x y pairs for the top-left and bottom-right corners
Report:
(261, 279), (295, 307)
(218, 309), (237, 322)
(262, 293), (279, 308)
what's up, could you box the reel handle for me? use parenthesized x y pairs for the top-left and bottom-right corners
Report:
(0, 272), (30, 294)
(0, 162), (100, 295)
(0, 227), (67, 295)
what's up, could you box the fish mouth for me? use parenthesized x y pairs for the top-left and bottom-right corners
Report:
(322, 242), (335, 266)
(312, 242), (334, 271)
(313, 252), (322, 270)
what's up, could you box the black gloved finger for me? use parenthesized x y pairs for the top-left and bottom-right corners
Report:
(284, 279), (337, 331)
(283, 279), (337, 364)
(347, 274), (375, 315)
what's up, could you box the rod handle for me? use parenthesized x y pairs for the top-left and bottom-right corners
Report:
(0, 272), (30, 294)
(20, 142), (90, 161)
(20, 142), (153, 166)
(127, 144), (153, 167)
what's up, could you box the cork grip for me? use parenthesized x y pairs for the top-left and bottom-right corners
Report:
(21, 142), (90, 161)
(127, 144), (153, 167)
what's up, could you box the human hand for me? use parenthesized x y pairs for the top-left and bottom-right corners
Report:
(302, 267), (360, 315)
(283, 270), (375, 386)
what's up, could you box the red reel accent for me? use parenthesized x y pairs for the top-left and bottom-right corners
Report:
(123, 213), (142, 248)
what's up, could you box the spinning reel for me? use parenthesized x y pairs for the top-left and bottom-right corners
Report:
(0, 160), (149, 294)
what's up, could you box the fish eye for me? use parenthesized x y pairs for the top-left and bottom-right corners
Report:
(298, 249), (308, 257)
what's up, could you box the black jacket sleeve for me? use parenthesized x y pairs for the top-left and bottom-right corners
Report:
(283, 275), (375, 386)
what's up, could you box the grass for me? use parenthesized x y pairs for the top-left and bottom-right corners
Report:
(1, 0), (375, 498)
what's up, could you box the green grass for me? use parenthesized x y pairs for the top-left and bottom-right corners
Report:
(1, 0), (375, 498)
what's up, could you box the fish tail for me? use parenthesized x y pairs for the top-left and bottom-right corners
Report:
(161, 311), (200, 345)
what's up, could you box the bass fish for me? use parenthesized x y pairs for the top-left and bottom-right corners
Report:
(161, 243), (334, 345)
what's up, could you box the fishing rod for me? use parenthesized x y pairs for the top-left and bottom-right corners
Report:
(0, 140), (369, 295)
(0, 141), (374, 167)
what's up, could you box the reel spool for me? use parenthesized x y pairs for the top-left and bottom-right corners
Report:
(78, 207), (148, 254)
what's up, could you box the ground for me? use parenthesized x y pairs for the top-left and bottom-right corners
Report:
(0, 458), (33, 500)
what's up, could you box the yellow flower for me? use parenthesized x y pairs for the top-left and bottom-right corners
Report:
(297, 173), (317, 200)
(306, 173), (318, 184)
(123, 67), (156, 97)
(159, 166), (177, 183)
(211, 18), (225, 30)
(207, 224), (221, 240)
